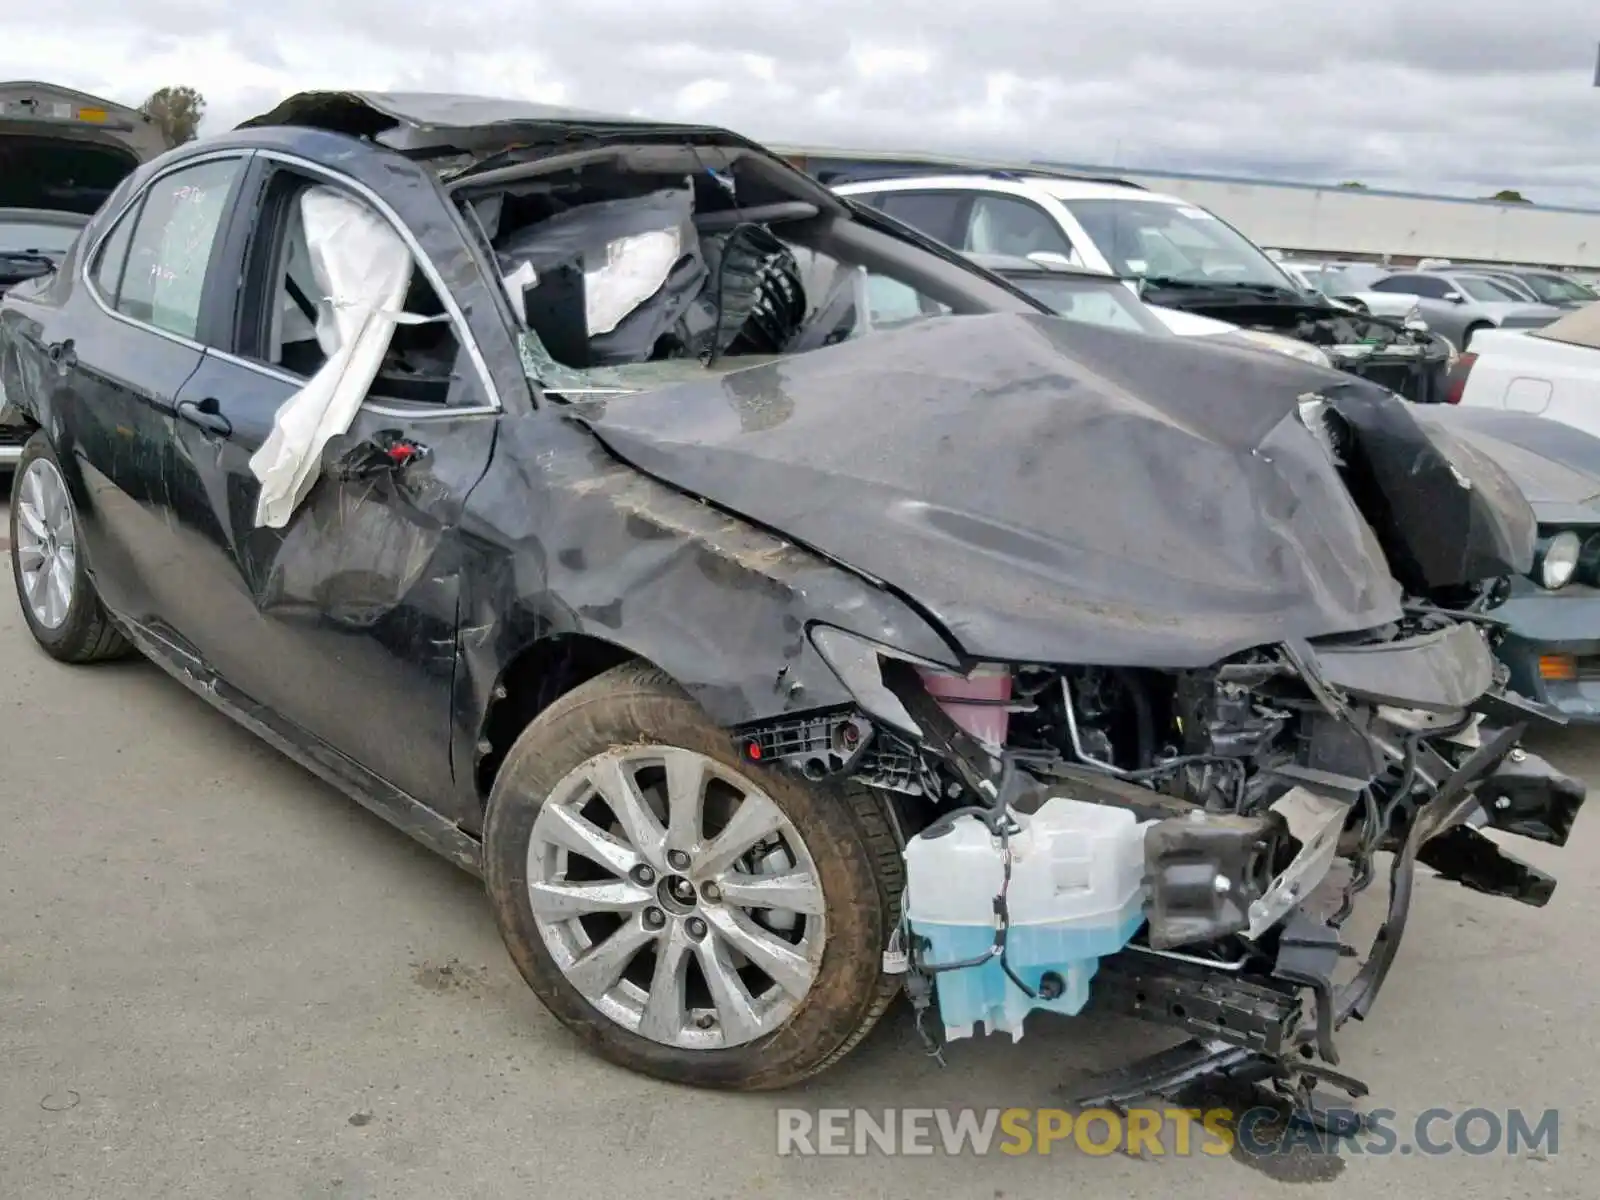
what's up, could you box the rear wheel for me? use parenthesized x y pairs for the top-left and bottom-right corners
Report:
(483, 662), (904, 1089)
(9, 432), (132, 663)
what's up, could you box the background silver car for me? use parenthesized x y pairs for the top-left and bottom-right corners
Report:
(1422, 264), (1599, 310)
(1338, 269), (1563, 349)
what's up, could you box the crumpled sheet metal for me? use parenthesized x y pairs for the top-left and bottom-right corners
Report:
(451, 415), (961, 762)
(248, 185), (425, 529)
(573, 313), (1538, 666)
(253, 473), (449, 628)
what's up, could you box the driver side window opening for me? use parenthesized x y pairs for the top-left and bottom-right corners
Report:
(451, 150), (1011, 396)
(235, 166), (471, 407)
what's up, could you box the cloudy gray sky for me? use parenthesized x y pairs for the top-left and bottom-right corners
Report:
(7, 1), (1600, 205)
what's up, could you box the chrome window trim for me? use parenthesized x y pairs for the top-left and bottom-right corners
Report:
(77, 146), (504, 419)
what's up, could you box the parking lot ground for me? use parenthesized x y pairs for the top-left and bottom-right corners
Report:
(2, 500), (1597, 1199)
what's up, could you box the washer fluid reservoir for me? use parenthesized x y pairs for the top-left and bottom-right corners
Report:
(903, 797), (1148, 1042)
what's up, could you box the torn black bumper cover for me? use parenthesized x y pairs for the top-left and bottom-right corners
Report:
(1076, 725), (1584, 1110)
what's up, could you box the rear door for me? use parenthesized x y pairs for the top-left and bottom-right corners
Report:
(154, 153), (503, 815)
(16, 152), (251, 630)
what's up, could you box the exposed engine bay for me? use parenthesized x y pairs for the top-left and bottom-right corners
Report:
(1145, 284), (1454, 405)
(736, 613), (1583, 1116)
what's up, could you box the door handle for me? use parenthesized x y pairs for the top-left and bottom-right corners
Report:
(176, 397), (232, 438)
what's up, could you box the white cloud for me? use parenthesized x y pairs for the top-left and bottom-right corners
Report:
(672, 77), (733, 114)
(5, 1), (1600, 206)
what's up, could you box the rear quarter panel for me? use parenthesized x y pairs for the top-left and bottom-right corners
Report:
(1460, 330), (1600, 438)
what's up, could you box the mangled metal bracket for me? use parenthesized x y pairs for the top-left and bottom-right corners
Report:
(1271, 913), (1347, 1065)
(1073, 722), (1551, 1116)
(1416, 826), (1557, 906)
(735, 708), (876, 781)
(1142, 811), (1284, 949)
(1475, 747), (1584, 846)
(324, 428), (432, 483)
(1247, 787), (1351, 939)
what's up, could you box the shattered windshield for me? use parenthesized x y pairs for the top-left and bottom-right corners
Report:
(462, 149), (1050, 400)
(1057, 197), (1293, 290)
(485, 181), (988, 397)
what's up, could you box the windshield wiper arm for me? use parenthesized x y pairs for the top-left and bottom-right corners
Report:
(1140, 274), (1302, 299)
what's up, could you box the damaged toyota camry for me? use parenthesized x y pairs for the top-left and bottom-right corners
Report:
(1, 92), (1586, 1108)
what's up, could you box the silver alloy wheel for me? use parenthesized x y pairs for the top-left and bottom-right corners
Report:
(14, 456), (77, 630)
(527, 745), (828, 1050)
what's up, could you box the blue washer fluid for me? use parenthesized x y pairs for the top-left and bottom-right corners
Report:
(903, 797), (1150, 1042)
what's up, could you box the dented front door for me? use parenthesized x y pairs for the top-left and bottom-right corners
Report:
(162, 353), (496, 815)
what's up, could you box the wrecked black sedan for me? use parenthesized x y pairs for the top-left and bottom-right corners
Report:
(1, 92), (1585, 1104)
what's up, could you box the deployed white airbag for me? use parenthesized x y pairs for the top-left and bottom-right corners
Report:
(585, 227), (682, 335)
(248, 186), (422, 529)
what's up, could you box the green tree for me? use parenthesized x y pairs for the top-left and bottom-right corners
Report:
(1337, 181), (1368, 189)
(139, 86), (206, 148)
(1486, 189), (1531, 204)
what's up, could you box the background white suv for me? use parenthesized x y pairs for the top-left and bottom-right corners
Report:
(832, 171), (1452, 399)
(832, 173), (1301, 299)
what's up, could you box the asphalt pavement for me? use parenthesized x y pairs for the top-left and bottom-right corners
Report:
(2, 498), (1596, 1199)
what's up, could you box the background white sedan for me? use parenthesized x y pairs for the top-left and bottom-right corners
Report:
(1456, 303), (1600, 436)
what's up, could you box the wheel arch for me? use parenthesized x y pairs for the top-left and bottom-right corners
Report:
(472, 632), (646, 804)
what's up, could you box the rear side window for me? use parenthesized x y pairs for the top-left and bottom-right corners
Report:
(1373, 275), (1449, 299)
(115, 158), (245, 339)
(873, 191), (970, 247)
(89, 207), (138, 303)
(964, 195), (1074, 259)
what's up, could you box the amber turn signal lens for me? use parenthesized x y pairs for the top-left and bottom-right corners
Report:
(1539, 654), (1577, 682)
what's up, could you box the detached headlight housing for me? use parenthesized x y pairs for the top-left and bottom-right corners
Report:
(1533, 530), (1582, 590)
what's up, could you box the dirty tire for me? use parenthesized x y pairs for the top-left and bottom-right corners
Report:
(9, 432), (133, 664)
(483, 661), (904, 1090)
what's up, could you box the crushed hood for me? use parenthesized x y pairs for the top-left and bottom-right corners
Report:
(573, 313), (1447, 667)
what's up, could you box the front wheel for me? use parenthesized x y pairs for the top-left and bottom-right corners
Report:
(483, 662), (905, 1089)
(9, 432), (132, 663)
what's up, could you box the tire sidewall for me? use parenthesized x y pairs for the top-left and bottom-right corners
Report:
(483, 676), (893, 1090)
(9, 433), (103, 656)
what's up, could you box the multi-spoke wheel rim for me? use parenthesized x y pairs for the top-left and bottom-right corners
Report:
(14, 457), (77, 630)
(527, 746), (827, 1050)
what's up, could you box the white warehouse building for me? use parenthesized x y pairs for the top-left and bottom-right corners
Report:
(777, 147), (1600, 270)
(1074, 164), (1600, 270)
